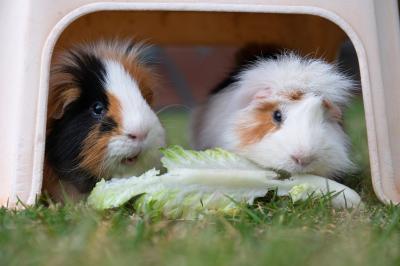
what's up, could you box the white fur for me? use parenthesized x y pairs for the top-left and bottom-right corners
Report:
(192, 54), (354, 177)
(103, 59), (165, 178)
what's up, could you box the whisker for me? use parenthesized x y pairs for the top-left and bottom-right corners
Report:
(156, 104), (191, 114)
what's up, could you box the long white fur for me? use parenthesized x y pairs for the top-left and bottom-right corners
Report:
(192, 54), (354, 177)
(103, 59), (165, 178)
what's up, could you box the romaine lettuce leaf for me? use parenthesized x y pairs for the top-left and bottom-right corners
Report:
(88, 146), (362, 217)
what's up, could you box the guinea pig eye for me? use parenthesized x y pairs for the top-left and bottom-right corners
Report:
(272, 110), (282, 123)
(91, 102), (105, 117)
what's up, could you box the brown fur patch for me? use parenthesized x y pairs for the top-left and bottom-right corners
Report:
(256, 102), (279, 112)
(237, 101), (279, 146)
(47, 71), (81, 135)
(106, 92), (123, 134)
(281, 90), (304, 101)
(42, 161), (86, 202)
(78, 124), (110, 177)
(48, 86), (80, 118)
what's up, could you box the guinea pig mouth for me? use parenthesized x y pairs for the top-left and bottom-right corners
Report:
(121, 154), (139, 165)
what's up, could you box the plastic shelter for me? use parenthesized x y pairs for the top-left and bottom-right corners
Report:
(0, 0), (399, 207)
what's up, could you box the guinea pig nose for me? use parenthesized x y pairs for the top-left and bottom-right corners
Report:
(291, 154), (314, 167)
(127, 131), (148, 141)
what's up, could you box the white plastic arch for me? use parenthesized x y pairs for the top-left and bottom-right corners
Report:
(0, 0), (399, 207)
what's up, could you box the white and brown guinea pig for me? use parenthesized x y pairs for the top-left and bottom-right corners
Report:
(192, 47), (355, 178)
(44, 40), (165, 201)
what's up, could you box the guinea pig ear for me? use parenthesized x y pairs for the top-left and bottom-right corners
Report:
(48, 86), (80, 120)
(238, 88), (273, 110)
(250, 88), (272, 102)
(246, 88), (273, 107)
(253, 88), (272, 100)
(323, 99), (342, 122)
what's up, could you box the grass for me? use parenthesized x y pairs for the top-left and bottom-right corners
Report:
(1, 96), (399, 266)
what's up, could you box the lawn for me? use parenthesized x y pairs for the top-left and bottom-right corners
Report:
(1, 97), (399, 266)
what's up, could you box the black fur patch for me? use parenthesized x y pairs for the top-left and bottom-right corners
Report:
(125, 41), (135, 54)
(210, 68), (241, 95)
(100, 116), (117, 133)
(46, 51), (112, 193)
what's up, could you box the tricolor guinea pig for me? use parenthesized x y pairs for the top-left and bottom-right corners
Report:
(192, 50), (355, 178)
(44, 40), (166, 201)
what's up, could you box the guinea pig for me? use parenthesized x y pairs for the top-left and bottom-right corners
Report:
(192, 50), (355, 178)
(43, 40), (166, 201)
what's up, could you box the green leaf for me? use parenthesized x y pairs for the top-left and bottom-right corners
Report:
(88, 146), (362, 217)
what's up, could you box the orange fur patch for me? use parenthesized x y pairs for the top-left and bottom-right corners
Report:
(281, 90), (304, 101)
(106, 92), (123, 134)
(78, 124), (110, 178)
(237, 101), (279, 147)
(256, 102), (279, 112)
